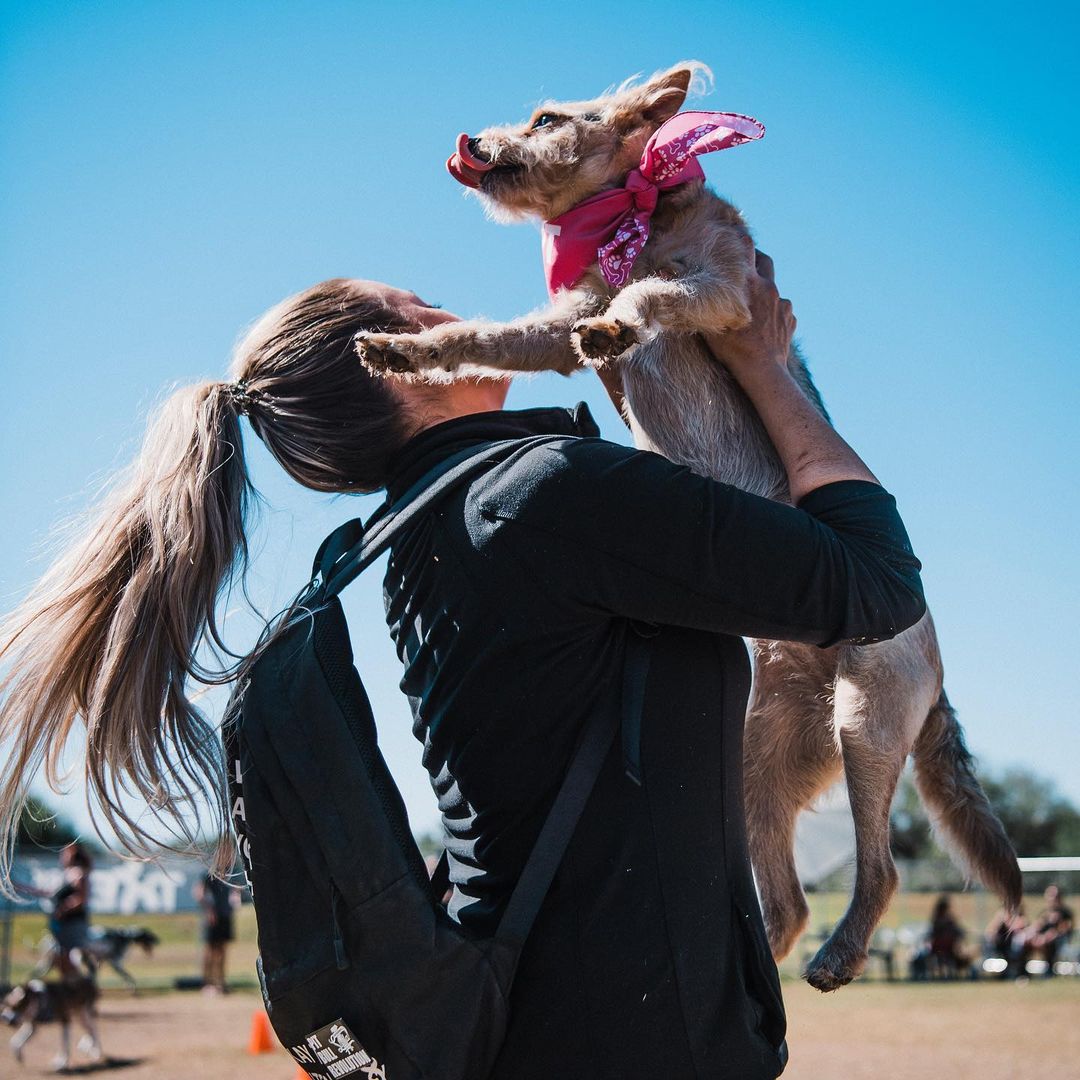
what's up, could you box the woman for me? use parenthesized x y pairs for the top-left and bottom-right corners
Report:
(0, 253), (924, 1077)
(194, 872), (238, 995)
(49, 843), (93, 979)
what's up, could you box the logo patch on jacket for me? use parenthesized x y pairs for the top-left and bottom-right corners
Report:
(290, 1019), (386, 1079)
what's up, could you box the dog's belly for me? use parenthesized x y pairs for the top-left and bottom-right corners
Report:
(621, 332), (789, 500)
(750, 614), (942, 749)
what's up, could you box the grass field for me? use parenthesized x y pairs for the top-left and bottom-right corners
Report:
(4, 889), (1028, 989)
(4, 895), (1077, 1078)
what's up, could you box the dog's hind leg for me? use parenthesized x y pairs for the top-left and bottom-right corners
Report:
(112, 959), (137, 993)
(804, 677), (909, 991)
(11, 1021), (34, 1063)
(744, 650), (842, 961)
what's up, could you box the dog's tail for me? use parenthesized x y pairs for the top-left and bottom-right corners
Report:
(912, 691), (1022, 911)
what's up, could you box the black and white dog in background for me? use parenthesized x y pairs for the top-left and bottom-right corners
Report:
(38, 926), (160, 990)
(2, 977), (102, 1071)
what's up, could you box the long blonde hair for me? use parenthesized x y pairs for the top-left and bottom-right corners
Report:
(0, 279), (419, 885)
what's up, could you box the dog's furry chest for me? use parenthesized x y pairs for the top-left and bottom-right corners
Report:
(577, 183), (801, 500)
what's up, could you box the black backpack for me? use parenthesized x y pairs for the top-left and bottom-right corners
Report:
(223, 437), (652, 1080)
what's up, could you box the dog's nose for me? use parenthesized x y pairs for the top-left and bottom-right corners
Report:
(466, 137), (490, 163)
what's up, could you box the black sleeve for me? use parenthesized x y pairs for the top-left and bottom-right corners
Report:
(477, 439), (925, 646)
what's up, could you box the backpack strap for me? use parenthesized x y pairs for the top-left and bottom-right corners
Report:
(307, 430), (654, 954)
(494, 625), (651, 947)
(313, 435), (562, 600)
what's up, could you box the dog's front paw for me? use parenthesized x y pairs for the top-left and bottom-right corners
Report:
(51, 1053), (70, 1072)
(354, 332), (452, 377)
(572, 318), (639, 364)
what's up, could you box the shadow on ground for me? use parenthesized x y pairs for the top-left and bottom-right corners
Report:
(60, 1060), (144, 1074)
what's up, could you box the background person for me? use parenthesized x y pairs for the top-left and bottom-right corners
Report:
(985, 905), (1031, 980)
(1030, 884), (1074, 976)
(194, 873), (238, 994)
(928, 894), (969, 977)
(48, 842), (93, 979)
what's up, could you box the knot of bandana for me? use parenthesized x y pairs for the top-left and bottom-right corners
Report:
(541, 111), (765, 297)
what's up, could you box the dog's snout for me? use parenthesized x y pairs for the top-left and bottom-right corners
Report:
(466, 138), (489, 163)
(447, 132), (498, 189)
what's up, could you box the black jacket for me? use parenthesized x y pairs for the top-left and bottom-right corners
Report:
(382, 404), (925, 1078)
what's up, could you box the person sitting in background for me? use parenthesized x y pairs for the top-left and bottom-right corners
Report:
(1030, 884), (1074, 976)
(985, 904), (1031, 979)
(910, 894), (970, 979)
(194, 874), (238, 995)
(928, 894), (969, 976)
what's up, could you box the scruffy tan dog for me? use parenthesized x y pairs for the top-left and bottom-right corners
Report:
(355, 62), (1022, 990)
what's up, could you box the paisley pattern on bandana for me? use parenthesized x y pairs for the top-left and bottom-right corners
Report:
(542, 111), (765, 296)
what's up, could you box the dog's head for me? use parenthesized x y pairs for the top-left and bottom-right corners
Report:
(1, 982), (43, 1026)
(1, 985), (27, 1025)
(136, 929), (160, 954)
(447, 61), (712, 221)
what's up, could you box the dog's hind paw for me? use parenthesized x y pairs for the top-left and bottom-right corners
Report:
(803, 939), (868, 992)
(77, 1035), (103, 1060)
(572, 318), (639, 364)
(355, 332), (447, 377)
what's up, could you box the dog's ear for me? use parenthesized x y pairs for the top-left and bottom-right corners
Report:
(613, 61), (713, 129)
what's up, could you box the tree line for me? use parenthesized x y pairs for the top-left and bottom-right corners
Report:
(18, 763), (1080, 863)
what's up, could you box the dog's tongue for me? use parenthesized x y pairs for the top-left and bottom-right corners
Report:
(447, 132), (496, 189)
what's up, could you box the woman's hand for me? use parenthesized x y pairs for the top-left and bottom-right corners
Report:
(700, 245), (880, 502)
(701, 248), (796, 380)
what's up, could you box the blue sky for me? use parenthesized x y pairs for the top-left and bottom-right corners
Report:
(1, 0), (1078, 845)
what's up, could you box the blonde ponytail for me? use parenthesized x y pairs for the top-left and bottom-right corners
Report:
(0, 381), (251, 883)
(0, 277), (427, 889)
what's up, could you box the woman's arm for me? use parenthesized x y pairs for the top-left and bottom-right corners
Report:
(492, 442), (925, 647)
(483, 247), (924, 646)
(701, 249), (879, 503)
(55, 873), (89, 914)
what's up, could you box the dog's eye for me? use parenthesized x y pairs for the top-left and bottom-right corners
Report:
(531, 113), (561, 130)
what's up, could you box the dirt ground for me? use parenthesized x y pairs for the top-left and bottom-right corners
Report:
(4, 979), (1078, 1079)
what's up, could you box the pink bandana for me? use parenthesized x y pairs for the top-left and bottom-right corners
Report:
(541, 111), (765, 297)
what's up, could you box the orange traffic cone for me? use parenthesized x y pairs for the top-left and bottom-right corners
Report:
(247, 1010), (275, 1055)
